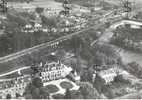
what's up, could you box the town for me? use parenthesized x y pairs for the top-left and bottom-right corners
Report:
(0, 0), (142, 99)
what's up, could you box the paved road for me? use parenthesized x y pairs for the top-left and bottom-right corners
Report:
(0, 66), (30, 78)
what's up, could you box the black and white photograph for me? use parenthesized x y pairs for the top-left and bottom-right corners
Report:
(0, 0), (142, 99)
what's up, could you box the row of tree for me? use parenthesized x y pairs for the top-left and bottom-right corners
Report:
(0, 9), (61, 57)
(111, 25), (142, 52)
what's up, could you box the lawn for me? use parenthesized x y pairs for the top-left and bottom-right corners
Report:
(60, 81), (73, 89)
(45, 84), (59, 93)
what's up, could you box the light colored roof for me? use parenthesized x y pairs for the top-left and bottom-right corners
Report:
(98, 67), (119, 83)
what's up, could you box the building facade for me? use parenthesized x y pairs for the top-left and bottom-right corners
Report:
(41, 61), (72, 82)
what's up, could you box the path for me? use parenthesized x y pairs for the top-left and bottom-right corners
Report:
(0, 66), (30, 78)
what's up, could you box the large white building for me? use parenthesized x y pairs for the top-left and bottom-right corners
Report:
(0, 61), (72, 99)
(97, 66), (129, 84)
(41, 61), (72, 82)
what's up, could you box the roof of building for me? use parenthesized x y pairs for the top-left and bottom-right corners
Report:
(98, 67), (119, 84)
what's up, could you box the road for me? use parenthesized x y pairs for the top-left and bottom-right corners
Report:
(0, 66), (30, 78)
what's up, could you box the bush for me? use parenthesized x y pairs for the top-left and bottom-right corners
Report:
(126, 62), (142, 79)
(111, 26), (142, 52)
(114, 75), (131, 84)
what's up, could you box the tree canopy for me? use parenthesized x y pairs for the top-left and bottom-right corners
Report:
(24, 77), (49, 99)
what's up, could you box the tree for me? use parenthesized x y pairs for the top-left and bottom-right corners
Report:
(64, 88), (71, 99)
(93, 44), (122, 66)
(126, 62), (142, 78)
(70, 35), (83, 54)
(114, 74), (130, 84)
(56, 49), (66, 61)
(93, 73), (105, 93)
(35, 7), (44, 15)
(41, 16), (57, 30)
(32, 77), (43, 88)
(25, 94), (32, 99)
(6, 11), (27, 27)
(6, 94), (11, 99)
(73, 91), (84, 99)
(52, 94), (64, 99)
(80, 69), (93, 83)
(96, 44), (118, 58)
(31, 88), (41, 99)
(16, 93), (21, 98)
(39, 87), (50, 99)
(70, 36), (83, 73)
(78, 82), (101, 99)
(24, 77), (50, 99)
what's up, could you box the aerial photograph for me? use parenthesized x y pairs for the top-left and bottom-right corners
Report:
(0, 0), (142, 99)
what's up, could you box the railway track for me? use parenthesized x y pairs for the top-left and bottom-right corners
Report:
(0, 23), (103, 63)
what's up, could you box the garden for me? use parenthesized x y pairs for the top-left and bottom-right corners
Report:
(60, 81), (73, 89)
(45, 84), (59, 93)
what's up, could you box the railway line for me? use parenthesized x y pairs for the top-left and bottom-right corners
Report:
(0, 8), (122, 64)
(0, 22), (103, 63)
